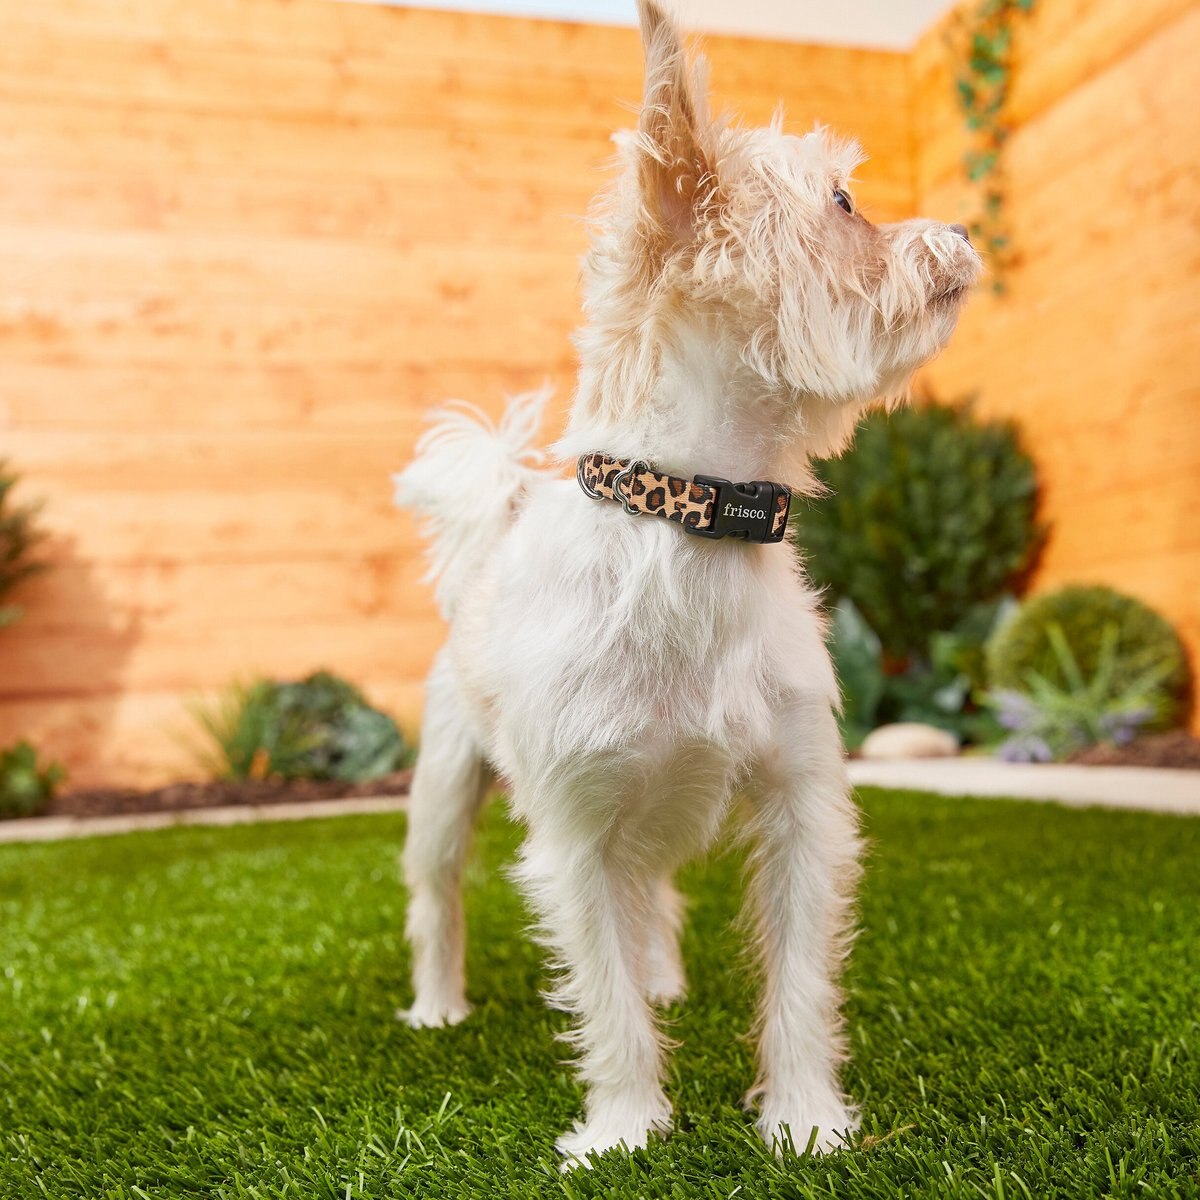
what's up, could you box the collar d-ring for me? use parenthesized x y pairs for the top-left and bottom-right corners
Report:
(576, 453), (604, 500)
(611, 459), (649, 515)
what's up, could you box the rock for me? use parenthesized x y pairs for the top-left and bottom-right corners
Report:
(860, 723), (959, 760)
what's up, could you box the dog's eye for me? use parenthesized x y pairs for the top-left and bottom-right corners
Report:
(833, 188), (854, 214)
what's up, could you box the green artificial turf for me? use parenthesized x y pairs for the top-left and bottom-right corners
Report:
(1, 789), (1198, 1199)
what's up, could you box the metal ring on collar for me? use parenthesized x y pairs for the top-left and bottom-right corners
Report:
(576, 453), (604, 500)
(612, 459), (649, 516)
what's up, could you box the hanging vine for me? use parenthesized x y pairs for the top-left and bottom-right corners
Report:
(948, 0), (1035, 293)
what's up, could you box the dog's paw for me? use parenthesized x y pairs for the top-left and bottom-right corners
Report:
(556, 1096), (673, 1170)
(395, 998), (472, 1029)
(755, 1100), (858, 1157)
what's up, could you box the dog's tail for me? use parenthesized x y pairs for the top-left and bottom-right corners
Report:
(392, 387), (552, 618)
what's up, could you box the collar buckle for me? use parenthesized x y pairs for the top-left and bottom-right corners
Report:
(690, 476), (790, 544)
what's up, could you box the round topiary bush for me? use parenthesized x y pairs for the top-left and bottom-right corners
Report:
(794, 400), (1043, 662)
(985, 584), (1189, 729)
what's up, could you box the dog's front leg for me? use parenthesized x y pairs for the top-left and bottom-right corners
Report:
(398, 652), (489, 1029)
(743, 696), (863, 1155)
(515, 832), (672, 1166)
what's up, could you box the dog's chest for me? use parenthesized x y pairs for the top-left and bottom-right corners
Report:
(475, 498), (794, 769)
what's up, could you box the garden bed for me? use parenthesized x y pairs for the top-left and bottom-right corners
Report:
(29, 730), (1200, 824)
(41, 769), (413, 821)
(1070, 730), (1200, 769)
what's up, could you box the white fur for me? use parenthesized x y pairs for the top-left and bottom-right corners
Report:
(393, 0), (980, 1167)
(391, 388), (553, 618)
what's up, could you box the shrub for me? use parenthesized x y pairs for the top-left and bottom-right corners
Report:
(193, 680), (319, 782)
(829, 595), (1013, 748)
(986, 585), (1188, 730)
(795, 400), (1043, 663)
(0, 741), (65, 819)
(827, 599), (886, 749)
(0, 462), (48, 629)
(194, 670), (410, 783)
(987, 621), (1171, 761)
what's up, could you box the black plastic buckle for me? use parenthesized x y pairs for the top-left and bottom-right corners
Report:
(689, 476), (790, 543)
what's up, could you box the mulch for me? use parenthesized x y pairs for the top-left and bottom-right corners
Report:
(1070, 731), (1200, 770)
(43, 769), (413, 820)
(21, 733), (1200, 822)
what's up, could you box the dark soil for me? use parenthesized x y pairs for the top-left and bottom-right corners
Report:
(44, 770), (413, 820)
(1070, 731), (1200, 770)
(24, 733), (1200, 822)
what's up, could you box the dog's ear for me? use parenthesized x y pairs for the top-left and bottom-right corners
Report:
(636, 1), (715, 252)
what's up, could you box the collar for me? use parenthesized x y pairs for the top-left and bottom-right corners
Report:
(576, 452), (791, 544)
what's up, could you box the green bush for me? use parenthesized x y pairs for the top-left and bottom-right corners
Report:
(795, 401), (1043, 663)
(193, 670), (410, 783)
(0, 741), (65, 819)
(829, 595), (1012, 748)
(827, 599), (886, 749)
(987, 621), (1172, 761)
(986, 585), (1189, 730)
(1, 462), (48, 629)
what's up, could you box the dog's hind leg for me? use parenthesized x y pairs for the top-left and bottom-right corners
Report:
(742, 694), (863, 1155)
(641, 874), (687, 1005)
(514, 827), (673, 1165)
(398, 650), (489, 1029)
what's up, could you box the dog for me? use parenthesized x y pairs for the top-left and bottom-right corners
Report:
(392, 0), (980, 1166)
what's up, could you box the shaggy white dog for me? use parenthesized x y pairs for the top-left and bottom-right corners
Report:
(393, 0), (980, 1166)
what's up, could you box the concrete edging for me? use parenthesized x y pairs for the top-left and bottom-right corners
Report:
(847, 759), (1200, 815)
(0, 794), (408, 845)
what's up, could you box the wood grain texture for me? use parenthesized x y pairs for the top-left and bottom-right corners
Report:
(0, 0), (911, 784)
(9, 0), (1194, 782)
(913, 0), (1200, 729)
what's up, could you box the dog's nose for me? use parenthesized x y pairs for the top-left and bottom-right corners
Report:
(949, 223), (971, 242)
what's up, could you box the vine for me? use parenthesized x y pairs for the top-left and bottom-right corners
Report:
(948, 0), (1035, 293)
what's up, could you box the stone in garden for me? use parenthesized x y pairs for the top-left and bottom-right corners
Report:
(860, 723), (959, 760)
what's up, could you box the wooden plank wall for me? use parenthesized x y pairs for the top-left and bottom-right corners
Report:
(913, 0), (1200, 725)
(0, 0), (912, 784)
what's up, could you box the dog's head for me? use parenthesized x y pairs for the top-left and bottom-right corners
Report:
(581, 1), (982, 458)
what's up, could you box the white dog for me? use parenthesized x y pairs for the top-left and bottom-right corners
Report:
(393, 0), (979, 1166)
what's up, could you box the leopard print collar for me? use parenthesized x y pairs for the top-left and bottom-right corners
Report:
(576, 452), (790, 544)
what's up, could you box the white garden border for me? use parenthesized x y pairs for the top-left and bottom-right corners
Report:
(848, 759), (1200, 815)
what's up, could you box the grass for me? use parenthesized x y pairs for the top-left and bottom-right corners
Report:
(1, 789), (1198, 1199)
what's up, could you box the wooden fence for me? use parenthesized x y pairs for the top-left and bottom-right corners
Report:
(2, 0), (1196, 785)
(0, 0), (911, 783)
(914, 0), (1200, 707)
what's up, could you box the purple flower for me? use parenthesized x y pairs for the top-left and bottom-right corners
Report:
(996, 734), (1054, 763)
(1098, 705), (1154, 746)
(992, 689), (1039, 732)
